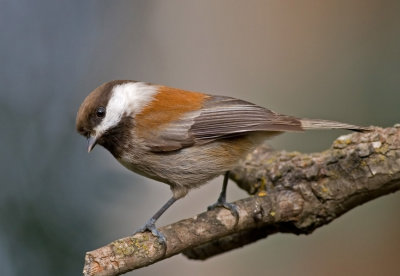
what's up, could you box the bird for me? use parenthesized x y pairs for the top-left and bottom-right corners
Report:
(76, 80), (370, 243)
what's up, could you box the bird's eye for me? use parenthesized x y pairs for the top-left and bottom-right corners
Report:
(96, 106), (106, 118)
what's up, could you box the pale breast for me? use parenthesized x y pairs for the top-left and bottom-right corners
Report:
(118, 132), (273, 198)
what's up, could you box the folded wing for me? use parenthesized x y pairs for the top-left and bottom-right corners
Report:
(143, 96), (303, 152)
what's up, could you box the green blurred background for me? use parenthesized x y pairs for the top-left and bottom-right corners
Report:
(1, 1), (399, 275)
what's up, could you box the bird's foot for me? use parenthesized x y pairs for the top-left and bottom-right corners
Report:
(208, 199), (239, 224)
(133, 218), (167, 246)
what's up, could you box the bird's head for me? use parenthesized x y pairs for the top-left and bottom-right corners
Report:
(76, 80), (158, 154)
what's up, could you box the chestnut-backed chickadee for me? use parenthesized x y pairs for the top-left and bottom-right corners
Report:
(76, 80), (369, 242)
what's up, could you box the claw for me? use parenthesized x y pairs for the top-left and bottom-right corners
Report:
(132, 197), (177, 252)
(207, 171), (239, 225)
(133, 218), (167, 246)
(208, 200), (239, 225)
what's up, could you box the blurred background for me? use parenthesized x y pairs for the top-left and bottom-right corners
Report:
(1, 1), (399, 275)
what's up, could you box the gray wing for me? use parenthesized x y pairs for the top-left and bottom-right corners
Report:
(145, 96), (303, 152)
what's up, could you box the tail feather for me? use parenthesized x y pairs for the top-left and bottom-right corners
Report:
(300, 119), (371, 132)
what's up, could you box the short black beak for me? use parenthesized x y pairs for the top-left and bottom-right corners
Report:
(87, 136), (97, 153)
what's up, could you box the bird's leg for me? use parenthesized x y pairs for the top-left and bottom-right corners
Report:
(133, 196), (177, 246)
(208, 171), (239, 223)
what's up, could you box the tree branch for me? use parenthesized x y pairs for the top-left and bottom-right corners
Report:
(83, 126), (400, 276)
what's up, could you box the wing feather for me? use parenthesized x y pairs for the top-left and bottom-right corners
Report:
(144, 95), (303, 152)
(190, 96), (302, 142)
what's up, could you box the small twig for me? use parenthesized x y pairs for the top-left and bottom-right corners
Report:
(83, 126), (400, 276)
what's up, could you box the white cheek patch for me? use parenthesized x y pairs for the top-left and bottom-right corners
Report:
(94, 82), (157, 135)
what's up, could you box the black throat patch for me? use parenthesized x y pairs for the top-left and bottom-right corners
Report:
(97, 115), (135, 159)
